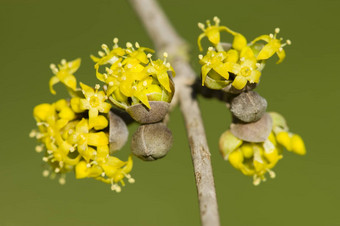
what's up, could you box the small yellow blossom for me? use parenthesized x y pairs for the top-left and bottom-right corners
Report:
(198, 48), (230, 85)
(79, 82), (111, 121)
(251, 28), (291, 64)
(49, 58), (81, 94)
(219, 112), (306, 185)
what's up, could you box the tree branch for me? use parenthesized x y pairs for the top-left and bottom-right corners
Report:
(128, 0), (220, 225)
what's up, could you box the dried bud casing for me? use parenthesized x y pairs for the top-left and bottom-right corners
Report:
(127, 101), (169, 124)
(131, 122), (173, 161)
(230, 113), (272, 143)
(230, 91), (267, 123)
(222, 82), (258, 94)
(109, 111), (128, 153)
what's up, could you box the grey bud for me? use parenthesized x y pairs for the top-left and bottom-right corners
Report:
(222, 82), (258, 94)
(126, 101), (170, 124)
(230, 91), (267, 123)
(131, 122), (173, 161)
(230, 113), (272, 142)
(109, 111), (129, 153)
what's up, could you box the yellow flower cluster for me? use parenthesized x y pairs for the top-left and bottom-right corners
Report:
(197, 17), (291, 90)
(91, 38), (175, 109)
(219, 112), (306, 185)
(31, 59), (134, 192)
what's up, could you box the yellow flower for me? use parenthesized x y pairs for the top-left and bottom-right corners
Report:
(251, 28), (291, 64)
(49, 58), (81, 95)
(226, 56), (261, 90)
(220, 112), (305, 185)
(123, 42), (154, 65)
(146, 53), (175, 93)
(198, 48), (230, 85)
(79, 83), (111, 120)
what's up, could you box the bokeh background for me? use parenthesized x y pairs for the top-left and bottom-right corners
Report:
(1, 0), (339, 225)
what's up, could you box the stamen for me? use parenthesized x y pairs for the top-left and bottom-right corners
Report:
(54, 168), (60, 173)
(198, 54), (203, 60)
(286, 39), (292, 45)
(35, 145), (43, 153)
(47, 150), (53, 154)
(42, 155), (53, 162)
(213, 16), (220, 25)
(166, 62), (171, 69)
(147, 53), (153, 59)
(42, 170), (50, 177)
(101, 172), (106, 177)
(269, 33), (274, 39)
(132, 85), (137, 91)
(135, 42), (140, 49)
(198, 22), (205, 30)
(253, 175), (261, 186)
(101, 44), (110, 54)
(268, 169), (276, 178)
(113, 37), (119, 44)
(108, 81), (114, 86)
(29, 130), (37, 138)
(95, 84), (100, 90)
(163, 52), (168, 58)
(208, 47), (214, 51)
(98, 51), (105, 57)
(61, 59), (66, 65)
(143, 81), (148, 86)
(59, 161), (64, 168)
(275, 28), (280, 34)
(206, 20), (211, 27)
(58, 177), (66, 185)
(126, 42), (133, 49)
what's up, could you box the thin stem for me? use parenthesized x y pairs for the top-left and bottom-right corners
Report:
(128, 0), (220, 225)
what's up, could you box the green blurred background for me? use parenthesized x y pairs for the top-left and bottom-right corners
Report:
(1, 0), (339, 225)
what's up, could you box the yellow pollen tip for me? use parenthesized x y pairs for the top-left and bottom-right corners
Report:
(29, 130), (36, 138)
(49, 64), (56, 69)
(143, 81), (148, 86)
(198, 22), (205, 30)
(55, 168), (60, 173)
(163, 52), (168, 58)
(128, 178), (135, 183)
(166, 62), (171, 68)
(269, 33), (274, 38)
(208, 47), (214, 51)
(42, 170), (50, 177)
(147, 53), (152, 58)
(213, 16), (220, 24)
(35, 145), (43, 153)
(61, 59), (66, 65)
(286, 39), (292, 45)
(275, 28), (280, 33)
(198, 54), (203, 60)
(59, 177), (66, 185)
(113, 37), (119, 44)
(135, 42), (140, 48)
(126, 42), (133, 48)
(108, 81), (114, 86)
(95, 84), (100, 90)
(98, 51), (105, 57)
(101, 44), (108, 50)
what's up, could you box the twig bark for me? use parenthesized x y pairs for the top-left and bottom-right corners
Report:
(128, 0), (220, 225)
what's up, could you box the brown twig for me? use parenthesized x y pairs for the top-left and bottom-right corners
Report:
(128, 0), (220, 225)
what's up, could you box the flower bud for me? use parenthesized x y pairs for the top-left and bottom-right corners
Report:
(109, 111), (128, 153)
(230, 113), (272, 142)
(230, 91), (267, 123)
(131, 122), (173, 161)
(126, 101), (170, 124)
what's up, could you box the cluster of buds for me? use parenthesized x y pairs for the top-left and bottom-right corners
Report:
(198, 16), (291, 92)
(197, 18), (305, 185)
(30, 38), (176, 192)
